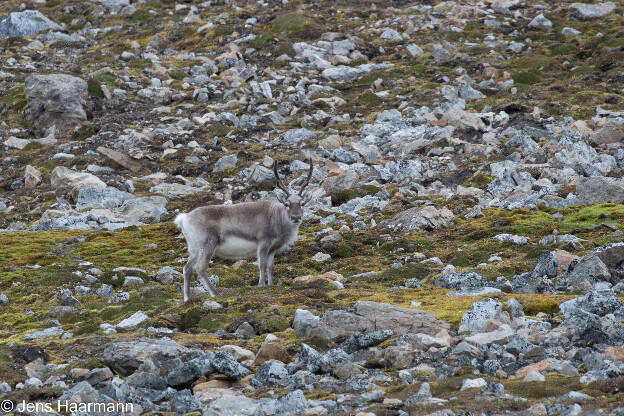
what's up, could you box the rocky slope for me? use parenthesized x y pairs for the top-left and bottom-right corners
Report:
(1, 0), (624, 415)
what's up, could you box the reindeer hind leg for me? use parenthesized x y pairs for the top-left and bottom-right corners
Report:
(195, 240), (218, 297)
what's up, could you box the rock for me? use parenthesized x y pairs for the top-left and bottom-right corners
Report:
(507, 298), (524, 318)
(590, 242), (624, 270)
(528, 14), (552, 28)
(560, 291), (624, 320)
(562, 27), (582, 36)
(123, 276), (144, 286)
(341, 329), (393, 353)
(204, 394), (260, 416)
(117, 311), (148, 329)
(575, 177), (624, 205)
(379, 205), (454, 232)
(523, 369), (545, 382)
(0, 293), (8, 305)
(293, 309), (320, 338)
(102, 338), (190, 376)
(170, 389), (205, 416)
(590, 120), (624, 145)
(220, 345), (255, 362)
(24, 326), (63, 340)
(3, 136), (30, 150)
(464, 324), (515, 346)
(274, 128), (317, 146)
(406, 44), (424, 57)
(493, 233), (529, 245)
(322, 170), (359, 194)
(213, 154), (238, 172)
(309, 301), (450, 342)
(435, 271), (491, 291)
(321, 63), (393, 81)
(461, 378), (487, 390)
(309, 252), (332, 263)
(570, 2), (616, 20)
(76, 186), (134, 210)
(211, 351), (252, 380)
(380, 28), (402, 41)
(252, 360), (289, 387)
(234, 321), (256, 338)
(85, 367), (113, 387)
(459, 298), (510, 333)
(293, 271), (343, 288)
(154, 266), (182, 285)
(24, 165), (42, 189)
(96, 147), (142, 173)
(0, 10), (61, 39)
(51, 167), (106, 196)
(566, 255), (611, 290)
(150, 182), (208, 199)
(254, 341), (291, 366)
(25, 74), (88, 138)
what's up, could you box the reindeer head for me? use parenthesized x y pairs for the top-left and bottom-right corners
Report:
(273, 158), (314, 224)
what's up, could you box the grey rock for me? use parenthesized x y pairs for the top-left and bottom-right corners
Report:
(167, 352), (214, 387)
(213, 154), (238, 172)
(507, 298), (524, 318)
(274, 128), (317, 146)
(25, 74), (88, 138)
(24, 326), (63, 340)
(0, 10), (61, 39)
(234, 321), (256, 338)
(76, 187), (134, 210)
(380, 28), (402, 41)
(96, 283), (113, 298)
(379, 205), (454, 232)
(293, 309), (320, 338)
(528, 13), (552, 28)
(435, 271), (490, 291)
(117, 311), (148, 328)
(102, 338), (190, 376)
(309, 301), (450, 342)
(321, 63), (393, 81)
(560, 290), (624, 319)
(459, 298), (509, 333)
(252, 360), (289, 387)
(256, 389), (308, 416)
(170, 389), (204, 416)
(570, 2), (616, 20)
(211, 351), (251, 380)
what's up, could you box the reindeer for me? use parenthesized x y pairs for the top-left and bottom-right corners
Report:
(174, 158), (313, 303)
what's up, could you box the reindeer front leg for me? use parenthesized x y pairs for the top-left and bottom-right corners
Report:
(266, 252), (276, 286)
(257, 243), (269, 287)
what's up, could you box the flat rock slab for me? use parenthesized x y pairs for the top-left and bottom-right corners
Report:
(309, 301), (450, 342)
(102, 338), (192, 376)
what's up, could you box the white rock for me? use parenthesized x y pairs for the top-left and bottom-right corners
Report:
(461, 377), (487, 390)
(117, 311), (148, 329)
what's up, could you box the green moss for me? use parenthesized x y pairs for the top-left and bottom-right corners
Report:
(331, 186), (381, 206)
(132, 10), (152, 22)
(512, 71), (541, 84)
(503, 375), (583, 399)
(334, 245), (355, 258)
(549, 43), (576, 56)
(251, 33), (272, 49)
(87, 78), (105, 98)
(270, 12), (315, 33)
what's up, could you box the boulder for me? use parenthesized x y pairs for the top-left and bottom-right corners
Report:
(51, 167), (106, 197)
(309, 301), (450, 342)
(379, 205), (454, 232)
(254, 341), (291, 366)
(590, 120), (624, 145)
(25, 74), (88, 138)
(293, 309), (319, 338)
(0, 10), (61, 39)
(102, 338), (191, 376)
(459, 298), (510, 333)
(24, 165), (42, 189)
(570, 2), (616, 20)
(575, 177), (624, 205)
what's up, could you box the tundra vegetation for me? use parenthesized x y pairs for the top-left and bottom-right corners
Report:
(1, 0), (624, 415)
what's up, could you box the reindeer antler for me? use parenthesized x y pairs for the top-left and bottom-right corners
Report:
(273, 160), (290, 197)
(299, 157), (313, 196)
